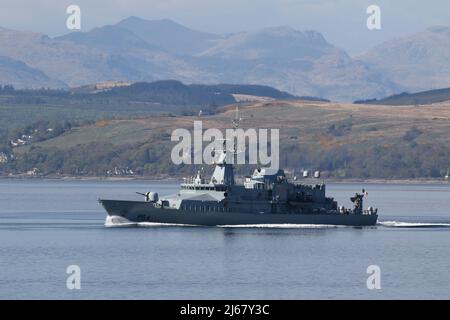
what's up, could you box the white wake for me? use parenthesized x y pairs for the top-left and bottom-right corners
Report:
(217, 224), (343, 229)
(105, 216), (200, 227)
(104, 215), (136, 227)
(378, 221), (450, 228)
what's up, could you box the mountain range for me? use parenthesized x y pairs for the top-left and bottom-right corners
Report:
(0, 17), (449, 101)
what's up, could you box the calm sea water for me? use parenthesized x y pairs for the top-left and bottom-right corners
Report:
(0, 179), (449, 299)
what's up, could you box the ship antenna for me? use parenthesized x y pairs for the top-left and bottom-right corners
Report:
(231, 105), (242, 129)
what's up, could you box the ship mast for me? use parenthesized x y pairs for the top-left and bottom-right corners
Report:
(231, 106), (242, 166)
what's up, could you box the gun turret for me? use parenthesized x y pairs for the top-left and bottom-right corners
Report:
(136, 192), (158, 202)
(136, 192), (150, 201)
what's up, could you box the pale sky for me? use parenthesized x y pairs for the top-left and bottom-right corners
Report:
(0, 0), (448, 54)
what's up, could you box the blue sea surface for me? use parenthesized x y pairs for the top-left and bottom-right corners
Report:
(0, 179), (449, 299)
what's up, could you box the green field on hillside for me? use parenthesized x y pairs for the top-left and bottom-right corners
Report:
(2, 100), (449, 179)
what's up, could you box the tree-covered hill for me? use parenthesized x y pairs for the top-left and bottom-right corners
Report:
(0, 81), (302, 130)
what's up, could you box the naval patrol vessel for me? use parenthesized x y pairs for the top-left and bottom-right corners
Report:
(99, 111), (378, 227)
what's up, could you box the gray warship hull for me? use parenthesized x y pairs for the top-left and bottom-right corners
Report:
(99, 108), (379, 227)
(100, 199), (378, 227)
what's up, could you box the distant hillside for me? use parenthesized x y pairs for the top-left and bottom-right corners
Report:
(116, 16), (221, 55)
(2, 17), (450, 102)
(355, 87), (450, 105)
(94, 80), (298, 106)
(0, 24), (200, 87)
(0, 17), (402, 101)
(0, 56), (66, 89)
(93, 80), (236, 107)
(192, 26), (398, 101)
(358, 26), (450, 93)
(2, 100), (449, 179)
(0, 80), (299, 130)
(56, 25), (158, 51)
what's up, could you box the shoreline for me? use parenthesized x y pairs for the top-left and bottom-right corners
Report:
(0, 175), (448, 185)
